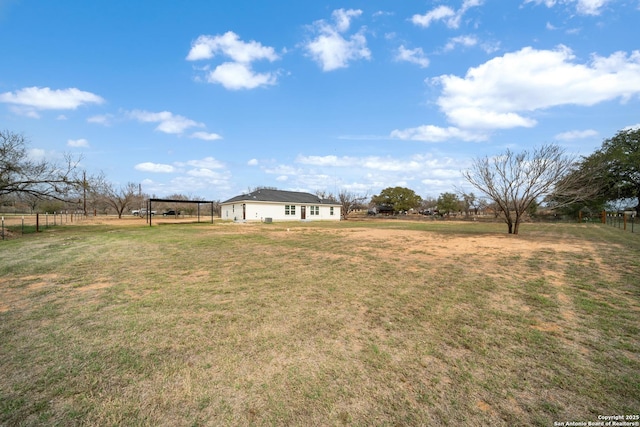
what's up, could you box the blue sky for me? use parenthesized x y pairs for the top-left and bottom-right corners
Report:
(1, 0), (639, 202)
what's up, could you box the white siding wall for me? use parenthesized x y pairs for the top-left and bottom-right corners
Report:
(221, 202), (340, 222)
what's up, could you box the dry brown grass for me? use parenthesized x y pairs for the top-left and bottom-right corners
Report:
(0, 220), (638, 426)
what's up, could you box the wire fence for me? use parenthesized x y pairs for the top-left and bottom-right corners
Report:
(0, 212), (88, 240)
(3, 209), (638, 239)
(604, 211), (638, 233)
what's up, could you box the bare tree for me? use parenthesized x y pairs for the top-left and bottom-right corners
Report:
(315, 189), (337, 202)
(18, 192), (41, 213)
(338, 190), (367, 220)
(1, 130), (83, 201)
(457, 191), (477, 218)
(96, 180), (139, 218)
(462, 144), (580, 234)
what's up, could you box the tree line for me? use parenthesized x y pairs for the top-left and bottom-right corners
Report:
(2, 127), (638, 234)
(340, 128), (640, 234)
(0, 130), (221, 218)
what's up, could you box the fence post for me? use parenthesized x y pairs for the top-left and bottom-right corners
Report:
(36, 213), (39, 232)
(623, 213), (627, 231)
(22, 215), (24, 234)
(1, 216), (4, 240)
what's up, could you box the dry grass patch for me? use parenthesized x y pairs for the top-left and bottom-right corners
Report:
(0, 220), (638, 426)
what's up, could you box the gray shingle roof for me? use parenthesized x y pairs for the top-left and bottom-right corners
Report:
(222, 189), (339, 205)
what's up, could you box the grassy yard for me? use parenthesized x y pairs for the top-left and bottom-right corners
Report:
(1, 219), (638, 426)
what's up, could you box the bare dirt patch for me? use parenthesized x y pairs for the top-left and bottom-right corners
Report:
(341, 227), (585, 257)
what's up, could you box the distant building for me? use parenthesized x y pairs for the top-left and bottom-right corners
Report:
(220, 189), (341, 222)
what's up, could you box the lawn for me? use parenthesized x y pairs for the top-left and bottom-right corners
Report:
(1, 219), (638, 426)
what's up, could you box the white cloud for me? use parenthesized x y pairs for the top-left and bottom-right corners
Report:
(480, 40), (501, 54)
(444, 109), (537, 129)
(387, 46), (640, 142)
(396, 45), (430, 68)
(206, 62), (277, 90)
(444, 35), (478, 51)
(135, 157), (230, 196)
(304, 8), (371, 71)
(333, 8), (362, 32)
(412, 1), (483, 29)
(247, 159), (259, 166)
(361, 157), (423, 172)
(0, 87), (104, 115)
(264, 165), (301, 176)
(67, 138), (90, 147)
(373, 10), (393, 19)
(158, 173), (233, 196)
(187, 31), (279, 63)
(296, 155), (353, 167)
(283, 152), (474, 198)
(275, 153), (473, 198)
(128, 110), (203, 134)
(296, 154), (457, 173)
(554, 129), (598, 140)
(575, 0), (610, 14)
(186, 168), (223, 178)
(411, 5), (456, 28)
(9, 106), (41, 118)
(135, 162), (175, 173)
(87, 114), (114, 126)
(523, 0), (611, 15)
(183, 157), (225, 169)
(525, 0), (557, 6)
(187, 31), (280, 90)
(190, 131), (222, 141)
(28, 148), (48, 161)
(390, 125), (489, 142)
(434, 46), (640, 130)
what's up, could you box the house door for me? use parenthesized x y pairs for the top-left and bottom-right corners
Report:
(301, 206), (306, 220)
(242, 204), (246, 220)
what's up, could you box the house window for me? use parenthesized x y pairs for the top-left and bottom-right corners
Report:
(285, 205), (296, 215)
(310, 206), (319, 215)
(330, 207), (334, 215)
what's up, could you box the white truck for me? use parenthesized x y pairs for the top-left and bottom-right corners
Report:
(133, 209), (156, 216)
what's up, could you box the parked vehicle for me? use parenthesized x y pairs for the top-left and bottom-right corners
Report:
(131, 209), (140, 216)
(137, 209), (156, 216)
(163, 210), (180, 216)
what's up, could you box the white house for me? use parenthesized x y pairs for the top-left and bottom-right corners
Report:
(221, 189), (341, 222)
